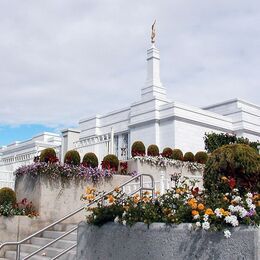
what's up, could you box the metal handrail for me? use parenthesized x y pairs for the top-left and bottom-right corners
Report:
(0, 173), (155, 260)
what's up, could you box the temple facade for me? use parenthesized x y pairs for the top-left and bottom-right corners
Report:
(1, 42), (260, 176)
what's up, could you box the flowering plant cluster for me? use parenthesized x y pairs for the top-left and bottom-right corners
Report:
(133, 155), (204, 173)
(15, 162), (115, 183)
(0, 198), (38, 218)
(82, 176), (259, 238)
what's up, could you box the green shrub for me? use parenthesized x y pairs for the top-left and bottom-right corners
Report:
(162, 147), (173, 158)
(204, 144), (260, 195)
(102, 154), (119, 171)
(64, 150), (80, 165)
(0, 187), (16, 206)
(204, 132), (259, 153)
(195, 151), (208, 164)
(40, 148), (57, 163)
(83, 152), (99, 168)
(147, 144), (159, 156)
(183, 152), (195, 162)
(131, 141), (145, 157)
(172, 149), (183, 161)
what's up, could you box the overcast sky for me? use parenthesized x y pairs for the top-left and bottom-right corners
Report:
(0, 1), (260, 143)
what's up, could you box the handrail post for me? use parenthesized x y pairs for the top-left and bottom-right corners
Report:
(140, 175), (143, 198)
(16, 244), (20, 260)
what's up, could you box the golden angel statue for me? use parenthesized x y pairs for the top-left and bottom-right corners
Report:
(151, 20), (156, 43)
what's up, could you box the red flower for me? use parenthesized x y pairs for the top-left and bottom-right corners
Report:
(229, 178), (236, 189)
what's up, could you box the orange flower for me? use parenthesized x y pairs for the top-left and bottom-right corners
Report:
(107, 195), (115, 203)
(85, 194), (95, 201)
(223, 196), (229, 202)
(85, 186), (95, 195)
(191, 203), (198, 209)
(221, 176), (228, 182)
(205, 208), (214, 215)
(188, 198), (197, 206)
(142, 196), (151, 203)
(176, 189), (181, 194)
(197, 203), (205, 211)
(192, 210), (199, 216)
(114, 186), (121, 193)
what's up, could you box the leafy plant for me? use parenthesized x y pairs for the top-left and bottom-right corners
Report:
(172, 149), (183, 161)
(204, 132), (259, 153)
(204, 144), (260, 195)
(0, 187), (16, 206)
(183, 152), (195, 162)
(102, 154), (119, 171)
(161, 147), (173, 158)
(195, 151), (208, 164)
(147, 144), (159, 156)
(131, 141), (146, 157)
(64, 150), (80, 165)
(40, 148), (58, 163)
(83, 152), (99, 168)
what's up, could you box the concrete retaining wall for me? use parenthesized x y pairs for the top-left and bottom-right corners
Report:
(77, 222), (260, 260)
(15, 175), (132, 223)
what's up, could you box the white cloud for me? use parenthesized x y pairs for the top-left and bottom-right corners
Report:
(0, 0), (259, 127)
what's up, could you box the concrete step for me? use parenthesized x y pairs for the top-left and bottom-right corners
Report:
(52, 223), (77, 232)
(41, 231), (77, 241)
(5, 251), (51, 260)
(31, 237), (75, 249)
(20, 244), (76, 258)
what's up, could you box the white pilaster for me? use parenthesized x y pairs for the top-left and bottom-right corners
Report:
(141, 44), (167, 100)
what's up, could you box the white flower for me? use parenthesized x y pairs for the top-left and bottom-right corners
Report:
(228, 205), (235, 212)
(214, 208), (223, 218)
(202, 221), (210, 230)
(193, 214), (200, 220)
(173, 194), (180, 199)
(246, 198), (253, 207)
(114, 216), (119, 223)
(195, 221), (201, 227)
(232, 196), (241, 203)
(223, 229), (231, 238)
(188, 224), (193, 230)
(233, 188), (239, 193)
(249, 204), (256, 211)
(203, 214), (209, 222)
(246, 192), (253, 198)
(122, 220), (127, 226)
(225, 215), (239, 227)
(122, 211), (127, 217)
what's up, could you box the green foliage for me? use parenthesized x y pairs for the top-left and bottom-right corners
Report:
(183, 152), (195, 162)
(102, 154), (119, 171)
(64, 150), (80, 165)
(83, 152), (99, 168)
(39, 148), (57, 163)
(131, 141), (146, 157)
(172, 149), (183, 161)
(204, 132), (259, 153)
(195, 151), (208, 164)
(162, 147), (173, 158)
(0, 187), (16, 206)
(147, 144), (159, 156)
(204, 144), (260, 195)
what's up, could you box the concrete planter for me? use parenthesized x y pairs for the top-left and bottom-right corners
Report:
(0, 216), (46, 257)
(77, 222), (259, 260)
(15, 174), (132, 223)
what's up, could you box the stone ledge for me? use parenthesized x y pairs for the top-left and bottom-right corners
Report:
(77, 222), (259, 260)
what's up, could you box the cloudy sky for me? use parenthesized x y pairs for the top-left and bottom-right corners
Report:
(0, 0), (260, 145)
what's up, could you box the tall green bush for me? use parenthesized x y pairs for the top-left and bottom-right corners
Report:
(195, 151), (208, 164)
(102, 154), (119, 171)
(40, 148), (57, 163)
(183, 152), (195, 162)
(162, 147), (173, 158)
(147, 144), (159, 156)
(204, 144), (260, 194)
(0, 187), (16, 206)
(172, 149), (183, 161)
(131, 141), (145, 157)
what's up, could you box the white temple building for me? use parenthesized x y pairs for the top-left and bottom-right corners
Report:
(1, 40), (260, 179)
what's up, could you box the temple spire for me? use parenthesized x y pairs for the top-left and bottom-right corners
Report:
(141, 21), (167, 100)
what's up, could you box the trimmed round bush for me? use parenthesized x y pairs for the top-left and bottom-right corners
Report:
(102, 154), (119, 171)
(183, 152), (195, 162)
(64, 150), (80, 165)
(40, 148), (57, 163)
(162, 147), (173, 158)
(0, 187), (16, 206)
(83, 152), (99, 168)
(131, 141), (145, 157)
(195, 151), (208, 164)
(204, 144), (260, 194)
(147, 144), (159, 156)
(172, 149), (183, 161)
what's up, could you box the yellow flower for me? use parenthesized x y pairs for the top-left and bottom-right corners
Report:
(142, 196), (151, 203)
(107, 195), (115, 204)
(176, 189), (181, 194)
(143, 191), (150, 196)
(191, 203), (198, 209)
(221, 176), (228, 182)
(188, 198), (197, 206)
(192, 210), (199, 216)
(85, 194), (95, 201)
(223, 196), (229, 202)
(205, 208), (214, 215)
(197, 203), (205, 211)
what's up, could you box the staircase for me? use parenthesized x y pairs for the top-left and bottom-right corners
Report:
(1, 224), (77, 260)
